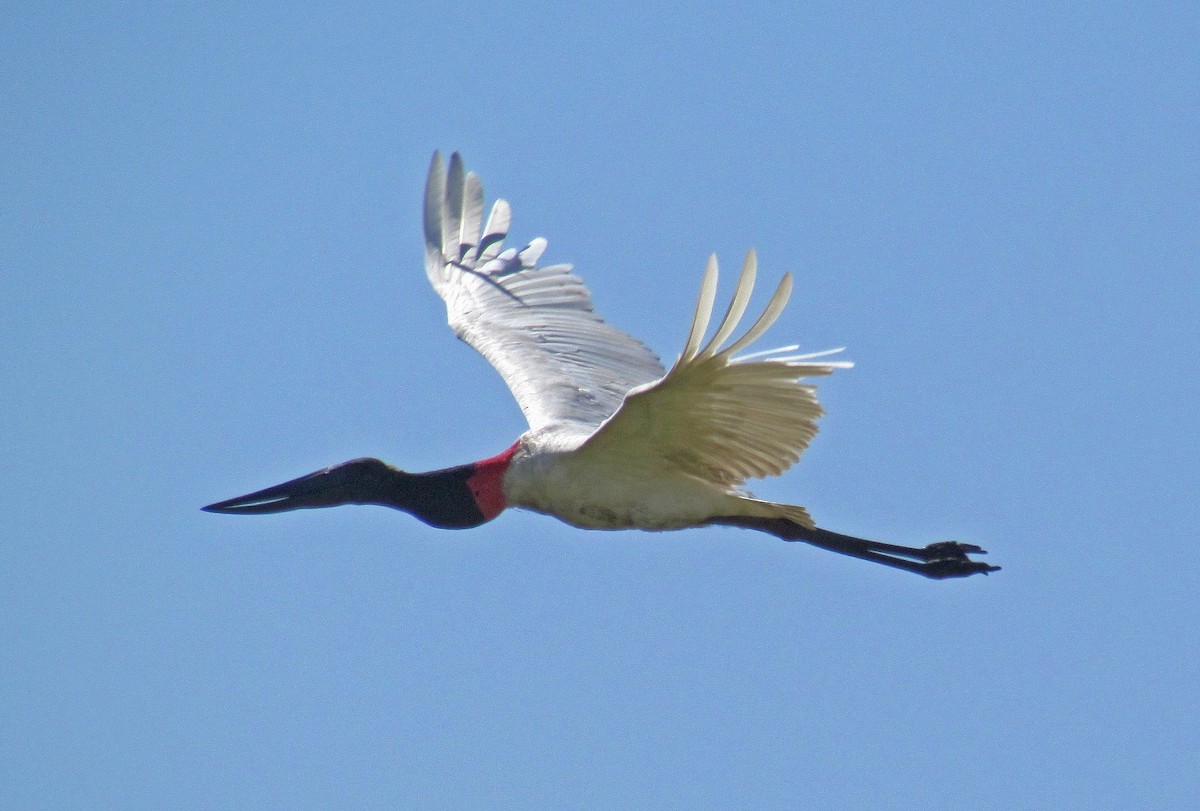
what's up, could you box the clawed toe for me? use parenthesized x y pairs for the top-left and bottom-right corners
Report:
(920, 542), (1000, 579)
(925, 541), (987, 558)
(925, 559), (1000, 578)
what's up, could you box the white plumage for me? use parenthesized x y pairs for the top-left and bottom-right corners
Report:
(424, 152), (850, 530)
(423, 152), (664, 434)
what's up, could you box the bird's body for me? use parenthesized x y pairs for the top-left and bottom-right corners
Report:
(205, 152), (997, 579)
(505, 431), (758, 531)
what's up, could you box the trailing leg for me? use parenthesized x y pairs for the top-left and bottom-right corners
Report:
(705, 516), (999, 579)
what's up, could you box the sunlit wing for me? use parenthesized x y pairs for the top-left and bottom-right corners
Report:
(580, 250), (852, 491)
(423, 152), (665, 433)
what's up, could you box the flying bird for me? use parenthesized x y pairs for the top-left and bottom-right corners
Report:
(204, 152), (998, 579)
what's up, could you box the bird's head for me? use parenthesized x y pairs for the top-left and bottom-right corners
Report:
(203, 453), (508, 530)
(202, 458), (400, 515)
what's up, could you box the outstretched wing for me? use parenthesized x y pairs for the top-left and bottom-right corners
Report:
(423, 152), (664, 433)
(580, 250), (851, 488)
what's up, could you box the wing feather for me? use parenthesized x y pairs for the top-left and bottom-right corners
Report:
(423, 152), (664, 432)
(581, 252), (852, 488)
(677, 255), (718, 368)
(696, 249), (756, 361)
(478, 200), (510, 261)
(459, 172), (484, 259)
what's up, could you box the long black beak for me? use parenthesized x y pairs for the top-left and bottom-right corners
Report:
(202, 460), (385, 514)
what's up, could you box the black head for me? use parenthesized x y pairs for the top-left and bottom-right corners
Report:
(202, 457), (491, 529)
(202, 458), (400, 514)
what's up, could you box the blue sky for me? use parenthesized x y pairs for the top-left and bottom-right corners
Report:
(2, 3), (1197, 808)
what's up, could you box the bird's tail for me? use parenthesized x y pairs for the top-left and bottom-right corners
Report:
(735, 496), (815, 530)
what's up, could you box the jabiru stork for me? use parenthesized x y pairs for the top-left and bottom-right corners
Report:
(204, 152), (998, 579)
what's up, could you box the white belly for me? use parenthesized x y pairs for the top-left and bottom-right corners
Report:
(503, 442), (746, 531)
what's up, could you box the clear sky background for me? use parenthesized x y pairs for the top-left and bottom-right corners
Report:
(3, 3), (1197, 808)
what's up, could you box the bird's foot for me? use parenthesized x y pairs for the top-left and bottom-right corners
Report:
(919, 541), (1000, 579)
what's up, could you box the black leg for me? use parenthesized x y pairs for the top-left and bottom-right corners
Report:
(704, 517), (999, 579)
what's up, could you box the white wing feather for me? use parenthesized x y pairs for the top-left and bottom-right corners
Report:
(581, 250), (852, 489)
(423, 152), (665, 432)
